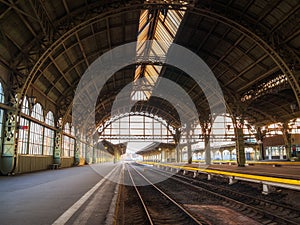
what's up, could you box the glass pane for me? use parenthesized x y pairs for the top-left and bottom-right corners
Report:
(18, 118), (29, 154)
(44, 128), (54, 155)
(45, 111), (55, 126)
(29, 122), (43, 155)
(0, 82), (4, 103)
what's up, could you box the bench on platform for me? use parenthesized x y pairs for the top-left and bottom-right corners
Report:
(49, 164), (60, 170)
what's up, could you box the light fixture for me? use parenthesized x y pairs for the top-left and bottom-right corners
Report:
(226, 124), (231, 131)
(28, 96), (37, 108)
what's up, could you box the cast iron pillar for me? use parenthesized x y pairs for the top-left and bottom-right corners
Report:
(282, 122), (292, 160)
(255, 127), (265, 160)
(186, 123), (192, 164)
(0, 109), (18, 175)
(174, 128), (181, 162)
(234, 118), (246, 167)
(74, 138), (80, 165)
(53, 125), (62, 165)
(200, 119), (212, 165)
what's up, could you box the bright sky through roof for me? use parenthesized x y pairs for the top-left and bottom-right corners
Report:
(132, 8), (185, 101)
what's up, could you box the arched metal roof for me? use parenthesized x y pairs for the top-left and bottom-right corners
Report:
(0, 0), (299, 131)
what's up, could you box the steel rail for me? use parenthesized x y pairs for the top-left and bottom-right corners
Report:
(126, 163), (205, 225)
(146, 164), (300, 225)
(126, 163), (154, 225)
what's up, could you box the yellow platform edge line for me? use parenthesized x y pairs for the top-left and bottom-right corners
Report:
(139, 162), (300, 186)
(189, 160), (300, 165)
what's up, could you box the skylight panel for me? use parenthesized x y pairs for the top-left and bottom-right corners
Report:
(133, 7), (186, 102)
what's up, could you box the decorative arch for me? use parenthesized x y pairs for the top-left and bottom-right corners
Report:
(98, 111), (176, 135)
(99, 112), (176, 144)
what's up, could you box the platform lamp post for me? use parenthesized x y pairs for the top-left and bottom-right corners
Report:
(27, 96), (37, 110)
(159, 147), (162, 162)
(249, 126), (266, 161)
(256, 140), (263, 160)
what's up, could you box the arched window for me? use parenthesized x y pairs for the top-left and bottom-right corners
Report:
(29, 103), (44, 154)
(31, 103), (44, 122)
(18, 96), (30, 154)
(21, 96), (30, 115)
(98, 113), (174, 144)
(44, 111), (55, 155)
(45, 111), (54, 126)
(63, 123), (74, 157)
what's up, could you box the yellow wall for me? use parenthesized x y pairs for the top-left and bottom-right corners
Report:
(61, 157), (74, 168)
(17, 155), (53, 173)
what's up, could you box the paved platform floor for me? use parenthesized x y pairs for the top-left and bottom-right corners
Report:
(0, 163), (120, 225)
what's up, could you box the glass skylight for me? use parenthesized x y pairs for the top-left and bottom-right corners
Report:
(132, 7), (185, 101)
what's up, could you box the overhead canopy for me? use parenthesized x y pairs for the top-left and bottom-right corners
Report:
(0, 0), (299, 132)
(136, 142), (176, 155)
(99, 140), (127, 155)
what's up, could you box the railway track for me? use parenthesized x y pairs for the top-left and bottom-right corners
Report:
(118, 163), (211, 225)
(145, 163), (300, 225)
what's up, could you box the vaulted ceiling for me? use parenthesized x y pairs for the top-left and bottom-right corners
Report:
(0, 0), (299, 131)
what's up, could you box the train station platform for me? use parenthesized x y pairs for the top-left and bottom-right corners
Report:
(184, 161), (300, 180)
(0, 163), (121, 225)
(141, 161), (300, 194)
